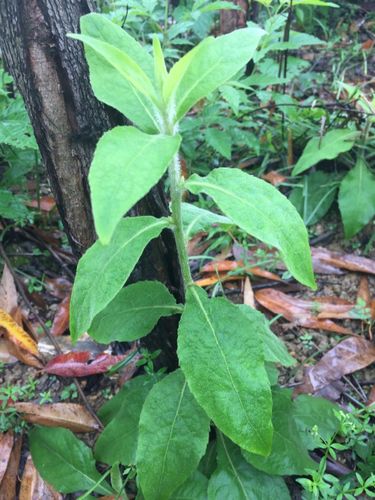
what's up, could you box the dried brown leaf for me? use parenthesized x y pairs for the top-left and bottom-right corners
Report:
(0, 432), (14, 484)
(255, 289), (352, 334)
(262, 170), (287, 186)
(19, 455), (62, 500)
(243, 276), (255, 308)
(14, 402), (100, 432)
(311, 247), (375, 275)
(4, 341), (43, 369)
(26, 196), (56, 212)
(296, 336), (375, 394)
(0, 434), (22, 500)
(0, 265), (18, 316)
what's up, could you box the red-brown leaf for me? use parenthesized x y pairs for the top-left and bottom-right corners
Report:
(45, 277), (72, 299)
(0, 431), (14, 484)
(44, 351), (127, 377)
(295, 336), (375, 394)
(26, 196), (56, 212)
(262, 170), (287, 186)
(51, 295), (70, 336)
(255, 288), (352, 334)
(201, 259), (281, 281)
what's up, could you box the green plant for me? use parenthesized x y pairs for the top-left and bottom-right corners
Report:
(27, 12), (356, 499)
(0, 378), (38, 432)
(60, 383), (78, 401)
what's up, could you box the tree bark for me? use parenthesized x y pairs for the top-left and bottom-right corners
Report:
(220, 0), (248, 34)
(0, 0), (183, 368)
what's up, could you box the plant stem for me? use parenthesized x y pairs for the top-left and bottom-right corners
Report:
(169, 153), (193, 290)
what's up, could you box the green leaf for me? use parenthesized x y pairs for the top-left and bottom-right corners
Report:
(243, 388), (317, 475)
(171, 470), (208, 500)
(290, 0), (339, 6)
(292, 129), (358, 176)
(70, 216), (168, 341)
(208, 432), (290, 500)
(186, 168), (315, 288)
(178, 286), (272, 455)
(95, 375), (155, 465)
(77, 14), (158, 132)
(205, 128), (232, 159)
(69, 33), (157, 102)
(238, 305), (295, 367)
(293, 394), (340, 450)
(338, 158), (375, 238)
(89, 281), (182, 343)
(289, 171), (337, 226)
(153, 36), (168, 92)
(29, 426), (113, 495)
(89, 126), (180, 244)
(164, 27), (264, 122)
(198, 1), (243, 13)
(181, 203), (231, 236)
(137, 369), (210, 500)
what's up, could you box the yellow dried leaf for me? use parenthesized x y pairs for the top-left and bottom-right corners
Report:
(0, 309), (38, 356)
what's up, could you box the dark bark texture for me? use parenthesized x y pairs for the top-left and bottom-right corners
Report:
(220, 0), (248, 34)
(0, 0), (183, 368)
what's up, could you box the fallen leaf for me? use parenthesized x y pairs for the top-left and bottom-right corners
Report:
(26, 196), (56, 212)
(44, 351), (128, 377)
(194, 273), (242, 287)
(51, 295), (70, 336)
(0, 432), (14, 484)
(367, 386), (375, 406)
(243, 276), (255, 308)
(201, 259), (281, 281)
(0, 265), (18, 316)
(44, 277), (72, 299)
(118, 344), (142, 386)
(0, 434), (22, 500)
(19, 454), (62, 500)
(14, 402), (100, 432)
(357, 276), (371, 307)
(312, 247), (375, 275)
(0, 309), (39, 356)
(187, 232), (210, 256)
(255, 289), (352, 334)
(4, 341), (43, 369)
(295, 336), (375, 394)
(262, 170), (286, 186)
(362, 39), (374, 50)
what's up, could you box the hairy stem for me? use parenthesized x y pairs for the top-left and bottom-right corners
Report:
(169, 153), (193, 290)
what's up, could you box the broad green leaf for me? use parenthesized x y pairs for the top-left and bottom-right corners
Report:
(199, 441), (217, 478)
(171, 470), (208, 500)
(76, 14), (158, 132)
(292, 129), (358, 176)
(181, 203), (231, 236)
(137, 369), (210, 500)
(69, 34), (157, 103)
(164, 27), (265, 121)
(238, 305), (295, 367)
(29, 426), (113, 495)
(338, 158), (375, 238)
(95, 375), (155, 465)
(289, 171), (337, 226)
(243, 388), (317, 475)
(290, 0), (339, 6)
(208, 432), (290, 500)
(293, 394), (339, 450)
(186, 168), (315, 288)
(153, 36), (168, 92)
(205, 128), (232, 159)
(70, 216), (169, 341)
(89, 126), (180, 244)
(178, 286), (272, 455)
(89, 281), (182, 343)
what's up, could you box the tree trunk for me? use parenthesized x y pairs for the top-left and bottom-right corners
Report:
(0, 0), (183, 369)
(220, 0), (248, 34)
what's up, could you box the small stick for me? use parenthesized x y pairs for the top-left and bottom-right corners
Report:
(0, 243), (102, 429)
